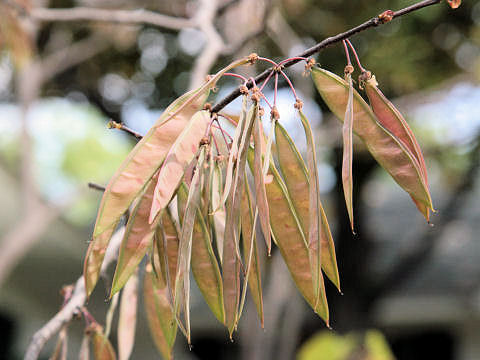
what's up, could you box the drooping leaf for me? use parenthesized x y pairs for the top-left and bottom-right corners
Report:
(144, 263), (176, 360)
(210, 162), (226, 263)
(253, 105), (271, 254)
(218, 95), (248, 210)
(275, 119), (340, 293)
(311, 67), (433, 218)
(247, 149), (329, 324)
(0, 4), (32, 68)
(240, 177), (264, 327)
(150, 110), (211, 223)
(342, 72), (355, 231)
(117, 270), (138, 360)
(177, 183), (225, 324)
(87, 57), (249, 297)
(364, 75), (432, 221)
(110, 174), (158, 297)
(87, 324), (116, 360)
(223, 103), (258, 336)
(154, 209), (180, 297)
(174, 147), (206, 343)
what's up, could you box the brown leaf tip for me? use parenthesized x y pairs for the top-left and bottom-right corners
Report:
(447, 0), (461, 9)
(294, 99), (304, 110)
(247, 53), (259, 64)
(378, 10), (395, 24)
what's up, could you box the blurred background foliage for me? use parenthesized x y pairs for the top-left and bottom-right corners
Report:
(0, 0), (479, 359)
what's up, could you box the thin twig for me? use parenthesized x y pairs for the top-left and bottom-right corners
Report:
(30, 7), (194, 31)
(88, 183), (106, 192)
(211, 0), (441, 113)
(24, 227), (126, 360)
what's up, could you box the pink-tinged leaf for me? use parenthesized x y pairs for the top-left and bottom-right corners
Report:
(150, 110), (211, 223)
(144, 263), (176, 360)
(177, 183), (225, 324)
(253, 106), (271, 254)
(49, 326), (67, 360)
(174, 147), (206, 343)
(217, 95), (248, 211)
(342, 72), (355, 231)
(155, 209), (180, 297)
(311, 67), (433, 217)
(110, 174), (158, 297)
(210, 162), (225, 263)
(275, 118), (340, 295)
(240, 177), (264, 327)
(87, 323), (116, 360)
(222, 104), (258, 337)
(447, 0), (461, 9)
(365, 75), (432, 221)
(86, 90), (208, 298)
(79, 334), (90, 360)
(247, 149), (329, 324)
(117, 269), (138, 360)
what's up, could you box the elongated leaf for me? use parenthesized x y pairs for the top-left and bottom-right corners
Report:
(174, 147), (206, 343)
(218, 95), (248, 210)
(177, 183), (225, 324)
(118, 270), (138, 360)
(155, 210), (180, 297)
(247, 150), (329, 324)
(111, 175), (158, 296)
(311, 67), (433, 215)
(210, 162), (225, 263)
(240, 177), (264, 327)
(253, 107), (271, 254)
(275, 119), (340, 293)
(144, 263), (176, 360)
(150, 110), (211, 223)
(365, 75), (432, 221)
(223, 104), (258, 336)
(342, 72), (354, 231)
(87, 324), (116, 360)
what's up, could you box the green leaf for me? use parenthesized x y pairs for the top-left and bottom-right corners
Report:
(248, 149), (329, 324)
(144, 263), (176, 360)
(110, 175), (157, 297)
(342, 72), (354, 231)
(174, 146), (206, 343)
(177, 183), (225, 324)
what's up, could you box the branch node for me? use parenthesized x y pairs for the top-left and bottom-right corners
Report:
(378, 10), (395, 24)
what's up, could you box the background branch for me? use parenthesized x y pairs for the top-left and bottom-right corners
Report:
(30, 7), (194, 31)
(24, 226), (126, 360)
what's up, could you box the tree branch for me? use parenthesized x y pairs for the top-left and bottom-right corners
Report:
(24, 226), (126, 360)
(29, 7), (194, 31)
(211, 0), (441, 113)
